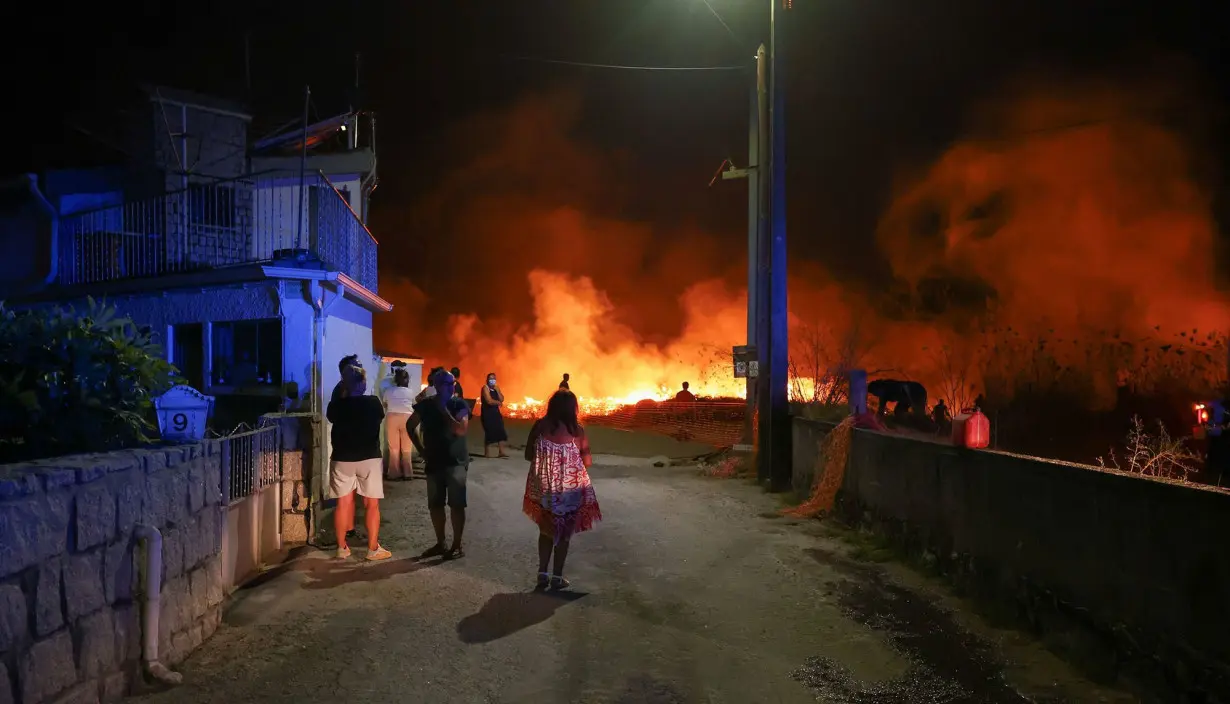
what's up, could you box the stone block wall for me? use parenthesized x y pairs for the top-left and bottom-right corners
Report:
(260, 413), (319, 545)
(0, 442), (226, 703)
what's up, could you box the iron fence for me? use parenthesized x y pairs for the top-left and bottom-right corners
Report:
(219, 423), (281, 505)
(56, 170), (378, 292)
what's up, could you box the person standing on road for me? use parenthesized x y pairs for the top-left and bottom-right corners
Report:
(383, 368), (416, 480)
(326, 366), (392, 561)
(480, 372), (510, 458)
(559, 373), (570, 391)
(523, 390), (602, 590)
(407, 370), (471, 560)
(451, 367), (465, 401)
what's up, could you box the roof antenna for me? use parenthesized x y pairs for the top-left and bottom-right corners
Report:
(348, 52), (361, 149)
(244, 30), (252, 99)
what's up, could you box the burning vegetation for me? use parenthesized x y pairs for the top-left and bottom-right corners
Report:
(377, 67), (1227, 463)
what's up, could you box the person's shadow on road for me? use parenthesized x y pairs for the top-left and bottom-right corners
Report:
(294, 556), (440, 590)
(456, 590), (587, 643)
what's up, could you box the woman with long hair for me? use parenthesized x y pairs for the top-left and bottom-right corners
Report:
(382, 368), (415, 480)
(480, 372), (510, 458)
(523, 390), (601, 590)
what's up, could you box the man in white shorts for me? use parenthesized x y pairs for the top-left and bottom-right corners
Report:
(326, 366), (392, 560)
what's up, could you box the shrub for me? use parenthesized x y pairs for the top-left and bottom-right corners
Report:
(0, 298), (180, 463)
(1097, 415), (1200, 482)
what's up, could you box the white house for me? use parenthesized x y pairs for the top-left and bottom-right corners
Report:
(0, 88), (406, 538)
(0, 87), (391, 426)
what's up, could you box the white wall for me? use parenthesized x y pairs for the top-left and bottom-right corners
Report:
(278, 284), (317, 403)
(318, 292), (374, 470)
(320, 294), (374, 401)
(250, 174), (365, 261)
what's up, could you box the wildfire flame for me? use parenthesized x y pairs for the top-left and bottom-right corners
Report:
(381, 69), (1229, 423)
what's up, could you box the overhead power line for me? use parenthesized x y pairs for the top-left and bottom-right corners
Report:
(503, 55), (748, 72)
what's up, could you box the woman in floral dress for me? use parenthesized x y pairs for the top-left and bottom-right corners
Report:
(523, 390), (602, 590)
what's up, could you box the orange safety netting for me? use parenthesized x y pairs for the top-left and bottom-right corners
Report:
(781, 416), (856, 519)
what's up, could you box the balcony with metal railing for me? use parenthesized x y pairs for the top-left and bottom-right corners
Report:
(55, 170), (378, 293)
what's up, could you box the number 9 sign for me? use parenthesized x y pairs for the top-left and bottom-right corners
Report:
(154, 385), (215, 442)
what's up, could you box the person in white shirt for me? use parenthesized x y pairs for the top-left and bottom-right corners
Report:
(383, 368), (417, 480)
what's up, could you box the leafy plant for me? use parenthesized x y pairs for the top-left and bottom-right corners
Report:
(0, 298), (181, 462)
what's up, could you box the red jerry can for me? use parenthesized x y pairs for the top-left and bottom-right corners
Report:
(951, 407), (991, 449)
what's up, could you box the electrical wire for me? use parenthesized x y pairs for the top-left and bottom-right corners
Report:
(503, 54), (748, 72)
(699, 0), (741, 45)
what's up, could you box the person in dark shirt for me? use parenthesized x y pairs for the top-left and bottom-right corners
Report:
(330, 354), (362, 404)
(408, 370), (471, 560)
(326, 366), (391, 561)
(674, 381), (696, 402)
(451, 367), (464, 400)
(415, 366), (445, 404)
(559, 373), (570, 391)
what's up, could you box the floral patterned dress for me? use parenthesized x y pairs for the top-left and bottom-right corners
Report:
(522, 423), (602, 544)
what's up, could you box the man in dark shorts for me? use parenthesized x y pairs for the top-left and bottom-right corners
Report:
(407, 370), (471, 559)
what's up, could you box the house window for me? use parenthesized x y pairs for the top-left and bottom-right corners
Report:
(172, 323), (205, 390)
(210, 319), (281, 388)
(187, 184), (236, 230)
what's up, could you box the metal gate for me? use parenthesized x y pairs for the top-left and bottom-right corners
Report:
(216, 422), (282, 591)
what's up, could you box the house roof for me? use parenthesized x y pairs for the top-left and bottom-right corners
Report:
(252, 112), (354, 155)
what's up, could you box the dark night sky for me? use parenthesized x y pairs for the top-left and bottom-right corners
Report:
(6, 0), (1228, 324)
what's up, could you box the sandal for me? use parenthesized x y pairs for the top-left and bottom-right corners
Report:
(367, 546), (393, 561)
(536, 572), (551, 589)
(549, 575), (571, 591)
(444, 545), (465, 560)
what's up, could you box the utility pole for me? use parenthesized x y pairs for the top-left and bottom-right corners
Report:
(754, 44), (771, 481)
(760, 0), (792, 492)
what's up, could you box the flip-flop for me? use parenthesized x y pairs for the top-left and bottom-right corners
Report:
(444, 546), (465, 560)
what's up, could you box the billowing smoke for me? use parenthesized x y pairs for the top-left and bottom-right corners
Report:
(376, 66), (1227, 410)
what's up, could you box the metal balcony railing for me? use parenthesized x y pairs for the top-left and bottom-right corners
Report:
(56, 170), (378, 293)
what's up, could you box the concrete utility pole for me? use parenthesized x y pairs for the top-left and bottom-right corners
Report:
(723, 46), (769, 451)
(761, 0), (792, 492)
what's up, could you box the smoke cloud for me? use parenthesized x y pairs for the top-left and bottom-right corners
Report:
(376, 65), (1227, 409)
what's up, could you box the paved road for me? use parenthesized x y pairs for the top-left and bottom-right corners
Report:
(135, 458), (1134, 704)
